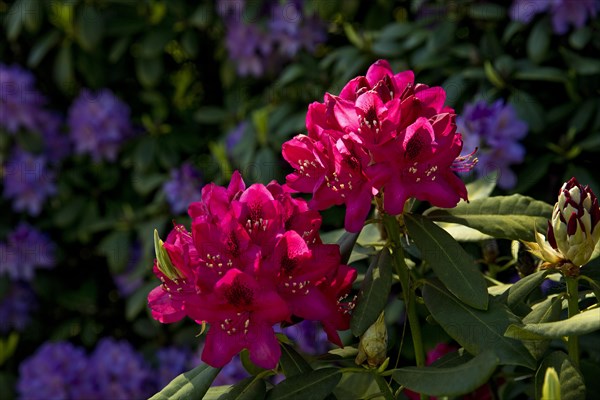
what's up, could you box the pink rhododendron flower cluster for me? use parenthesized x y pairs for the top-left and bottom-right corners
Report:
(282, 60), (476, 232)
(148, 171), (356, 369)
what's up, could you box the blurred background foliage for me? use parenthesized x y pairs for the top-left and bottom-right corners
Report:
(1, 0), (599, 398)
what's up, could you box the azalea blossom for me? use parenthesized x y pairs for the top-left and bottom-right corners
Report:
(148, 171), (356, 369)
(282, 59), (475, 232)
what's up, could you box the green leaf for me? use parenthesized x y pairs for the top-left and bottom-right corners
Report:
(109, 37), (131, 63)
(98, 230), (130, 274)
(220, 376), (267, 400)
(392, 351), (499, 397)
(560, 47), (600, 75)
(54, 42), (74, 93)
(436, 222), (494, 242)
(149, 363), (221, 400)
(468, 3), (505, 20)
(509, 90), (545, 133)
(206, 386), (233, 400)
(527, 18), (550, 63)
(514, 67), (567, 83)
(424, 195), (553, 241)
(513, 154), (554, 193)
(505, 308), (600, 340)
(484, 60), (505, 88)
(336, 230), (361, 265)
(351, 250), (393, 336)
(521, 296), (563, 360)
(27, 31), (61, 67)
(266, 368), (341, 400)
(405, 214), (488, 310)
(506, 270), (550, 313)
(373, 374), (395, 400)
(333, 372), (380, 400)
(126, 282), (155, 321)
(569, 27), (592, 50)
(535, 352), (585, 400)
(423, 281), (536, 369)
(466, 171), (499, 200)
(0, 332), (19, 366)
(136, 57), (163, 88)
(194, 107), (228, 124)
(280, 343), (312, 377)
(77, 6), (104, 51)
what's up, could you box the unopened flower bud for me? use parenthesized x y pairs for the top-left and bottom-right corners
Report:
(355, 312), (388, 368)
(548, 178), (600, 266)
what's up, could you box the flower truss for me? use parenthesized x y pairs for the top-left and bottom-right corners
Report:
(282, 59), (476, 232)
(148, 171), (356, 369)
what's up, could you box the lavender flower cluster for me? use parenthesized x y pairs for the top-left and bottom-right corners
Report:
(1, 64), (135, 217)
(218, 0), (326, 77)
(457, 99), (528, 190)
(0, 283), (37, 333)
(17, 339), (191, 400)
(510, 0), (599, 34)
(0, 223), (55, 281)
(163, 162), (203, 214)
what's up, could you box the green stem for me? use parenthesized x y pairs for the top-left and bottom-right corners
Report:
(382, 215), (426, 369)
(565, 276), (580, 368)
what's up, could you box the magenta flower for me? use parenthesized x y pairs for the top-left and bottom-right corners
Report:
(282, 59), (474, 232)
(199, 268), (289, 368)
(148, 172), (356, 369)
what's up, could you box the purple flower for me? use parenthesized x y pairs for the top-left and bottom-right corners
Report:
(38, 111), (71, 164)
(457, 99), (528, 189)
(225, 122), (247, 156)
(216, 0), (245, 18)
(156, 347), (192, 388)
(17, 341), (88, 400)
(68, 89), (133, 162)
(211, 355), (249, 386)
(0, 64), (46, 134)
(221, 0), (326, 77)
(225, 22), (271, 77)
(510, 0), (599, 34)
(78, 338), (154, 400)
(163, 162), (203, 214)
(2, 149), (56, 216)
(0, 283), (36, 333)
(281, 320), (330, 355)
(0, 223), (55, 281)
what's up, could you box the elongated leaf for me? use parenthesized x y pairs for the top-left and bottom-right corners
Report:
(527, 18), (550, 63)
(506, 270), (550, 313)
(332, 372), (380, 400)
(280, 343), (312, 377)
(220, 376), (267, 400)
(336, 230), (360, 265)
(392, 351), (499, 396)
(436, 222), (494, 242)
(405, 214), (488, 310)
(373, 374), (395, 400)
(205, 386), (232, 400)
(465, 171), (499, 200)
(351, 250), (393, 336)
(521, 296), (563, 360)
(423, 282), (536, 369)
(424, 195), (553, 241)
(535, 352), (585, 400)
(27, 31), (60, 67)
(266, 368), (341, 400)
(149, 363), (220, 400)
(505, 308), (600, 340)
